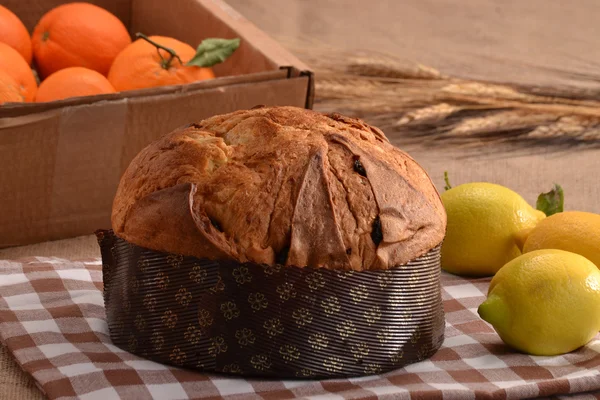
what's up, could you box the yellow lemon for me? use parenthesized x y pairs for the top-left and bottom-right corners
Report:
(478, 249), (600, 355)
(523, 211), (600, 268)
(441, 182), (545, 276)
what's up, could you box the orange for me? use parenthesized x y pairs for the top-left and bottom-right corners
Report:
(108, 35), (215, 91)
(35, 67), (116, 102)
(31, 2), (131, 78)
(0, 69), (23, 104)
(0, 42), (36, 101)
(0, 5), (32, 64)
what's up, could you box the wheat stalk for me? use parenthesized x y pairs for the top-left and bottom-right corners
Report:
(283, 38), (600, 147)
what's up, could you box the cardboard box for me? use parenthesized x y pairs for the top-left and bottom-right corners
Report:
(0, 0), (313, 248)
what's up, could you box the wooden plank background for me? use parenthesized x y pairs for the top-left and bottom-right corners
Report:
(228, 0), (600, 93)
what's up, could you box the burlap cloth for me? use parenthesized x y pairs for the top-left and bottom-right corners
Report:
(0, 235), (99, 400)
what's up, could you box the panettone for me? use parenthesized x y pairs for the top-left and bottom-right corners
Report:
(112, 106), (446, 270)
(100, 107), (447, 378)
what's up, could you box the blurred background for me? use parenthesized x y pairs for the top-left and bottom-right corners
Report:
(228, 0), (600, 92)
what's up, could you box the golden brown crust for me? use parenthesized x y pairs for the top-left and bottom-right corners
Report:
(112, 106), (446, 270)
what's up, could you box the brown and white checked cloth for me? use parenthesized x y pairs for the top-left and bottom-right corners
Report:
(0, 257), (599, 400)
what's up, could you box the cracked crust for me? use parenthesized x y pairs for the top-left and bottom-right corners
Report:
(112, 106), (446, 270)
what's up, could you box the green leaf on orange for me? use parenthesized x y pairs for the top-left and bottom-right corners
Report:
(186, 38), (240, 68)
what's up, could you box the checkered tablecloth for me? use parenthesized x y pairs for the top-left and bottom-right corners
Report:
(0, 257), (598, 400)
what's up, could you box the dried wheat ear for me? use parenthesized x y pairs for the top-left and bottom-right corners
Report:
(283, 38), (600, 149)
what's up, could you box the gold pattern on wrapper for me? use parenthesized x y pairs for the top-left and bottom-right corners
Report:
(351, 343), (369, 361)
(210, 276), (225, 293)
(248, 293), (268, 311)
(251, 354), (272, 371)
(185, 325), (202, 345)
(264, 318), (284, 337)
(176, 287), (192, 307)
(292, 308), (313, 327)
(137, 257), (149, 273)
(338, 270), (354, 280)
(377, 271), (392, 288)
(364, 363), (382, 375)
(170, 346), (186, 365)
(389, 291), (404, 307)
(167, 254), (183, 269)
(198, 309), (213, 328)
(114, 316), (125, 335)
(276, 282), (297, 301)
(102, 264), (111, 283)
(305, 271), (325, 291)
(135, 313), (146, 332)
(349, 284), (368, 303)
(390, 349), (404, 363)
(162, 310), (178, 329)
(189, 264), (207, 283)
(222, 363), (242, 374)
(417, 345), (429, 361)
(128, 335), (138, 352)
(336, 320), (356, 338)
(155, 272), (169, 290)
(151, 331), (164, 351)
(411, 328), (422, 344)
(321, 296), (341, 315)
(364, 305), (382, 324)
(209, 335), (228, 356)
(143, 294), (156, 312)
(324, 356), (344, 373)
(130, 278), (140, 295)
(308, 332), (329, 350)
(233, 266), (252, 285)
(262, 264), (281, 276)
(98, 230), (444, 379)
(377, 327), (392, 344)
(235, 328), (256, 347)
(220, 301), (240, 320)
(279, 345), (301, 363)
(296, 368), (316, 378)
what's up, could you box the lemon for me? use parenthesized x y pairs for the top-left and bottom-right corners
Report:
(441, 182), (545, 276)
(523, 211), (600, 268)
(478, 249), (600, 356)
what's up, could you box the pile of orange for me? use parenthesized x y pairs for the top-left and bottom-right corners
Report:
(0, 2), (235, 105)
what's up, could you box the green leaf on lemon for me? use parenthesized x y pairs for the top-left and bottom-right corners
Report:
(536, 184), (564, 216)
(443, 171), (452, 191)
(186, 38), (240, 68)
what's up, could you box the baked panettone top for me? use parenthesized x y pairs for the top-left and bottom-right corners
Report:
(112, 106), (446, 270)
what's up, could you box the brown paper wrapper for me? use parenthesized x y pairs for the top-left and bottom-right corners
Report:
(97, 229), (444, 378)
